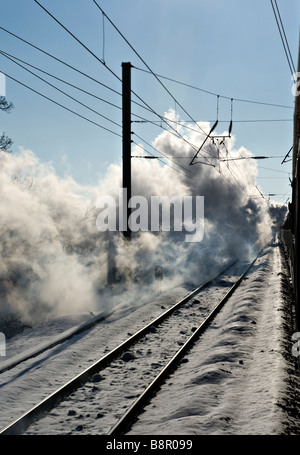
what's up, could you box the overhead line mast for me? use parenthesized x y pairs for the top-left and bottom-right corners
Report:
(122, 62), (132, 240)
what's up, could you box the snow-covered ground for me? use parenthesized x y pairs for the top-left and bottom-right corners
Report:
(129, 241), (300, 435)
(0, 240), (299, 436)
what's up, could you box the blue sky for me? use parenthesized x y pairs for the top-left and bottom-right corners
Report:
(1, 0), (299, 204)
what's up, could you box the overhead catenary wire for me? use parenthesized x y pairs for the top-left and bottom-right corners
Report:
(0, 49), (122, 111)
(190, 95), (234, 166)
(134, 132), (249, 195)
(15, 2), (286, 198)
(133, 117), (293, 125)
(2, 67), (191, 179)
(134, 66), (294, 110)
(0, 49), (197, 138)
(79, 5), (259, 193)
(33, 0), (123, 86)
(0, 32), (197, 176)
(90, 0), (293, 199)
(273, 0), (296, 74)
(0, 63), (191, 177)
(31, 2), (216, 167)
(2, 10), (293, 120)
(257, 165), (291, 174)
(89, 1), (220, 168)
(1, 51), (122, 129)
(155, 155), (285, 159)
(219, 155), (285, 161)
(1, 70), (122, 137)
(133, 132), (192, 175)
(89, 4), (252, 187)
(270, 0), (296, 81)
(215, 140), (252, 195)
(91, 2), (245, 180)
(0, 29), (168, 119)
(0, 24), (200, 148)
(3, 41), (289, 132)
(30, 0), (287, 202)
(132, 141), (192, 179)
(0, 26), (121, 97)
(189, 96), (220, 165)
(90, 0), (208, 136)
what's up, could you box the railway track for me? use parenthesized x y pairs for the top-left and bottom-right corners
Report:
(0, 284), (189, 376)
(0, 310), (114, 375)
(0, 252), (262, 435)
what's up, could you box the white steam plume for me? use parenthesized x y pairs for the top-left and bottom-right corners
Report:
(0, 112), (278, 323)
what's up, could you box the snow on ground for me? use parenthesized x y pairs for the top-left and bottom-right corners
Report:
(129, 241), (300, 435)
(0, 284), (191, 431)
(0, 240), (300, 435)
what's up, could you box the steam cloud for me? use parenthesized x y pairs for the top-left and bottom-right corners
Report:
(0, 111), (280, 324)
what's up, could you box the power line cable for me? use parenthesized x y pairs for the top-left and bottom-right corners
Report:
(270, 0), (296, 81)
(19, 3), (278, 196)
(0, 26), (163, 119)
(1, 23), (207, 175)
(219, 155), (285, 161)
(3, 43), (287, 136)
(256, 176), (287, 179)
(132, 141), (192, 179)
(213, 141), (251, 195)
(0, 27), (162, 121)
(3, 66), (252, 196)
(132, 116), (292, 133)
(134, 66), (294, 109)
(3, 6), (293, 189)
(0, 51), (188, 138)
(89, 2), (218, 167)
(133, 132), (192, 175)
(35, 0), (198, 140)
(91, 0), (242, 178)
(273, 0), (296, 74)
(257, 165), (291, 174)
(33, 2), (101, 67)
(0, 26), (121, 96)
(2, 70), (122, 137)
(31, 3), (214, 167)
(0, 49), (122, 111)
(186, 118), (293, 123)
(134, 122), (252, 190)
(1, 61), (189, 178)
(90, 0), (208, 136)
(1, 51), (122, 129)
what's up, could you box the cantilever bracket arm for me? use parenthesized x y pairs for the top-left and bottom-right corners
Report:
(281, 146), (293, 164)
(190, 119), (218, 165)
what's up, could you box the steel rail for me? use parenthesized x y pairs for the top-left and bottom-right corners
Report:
(0, 259), (237, 435)
(107, 250), (263, 435)
(0, 311), (114, 375)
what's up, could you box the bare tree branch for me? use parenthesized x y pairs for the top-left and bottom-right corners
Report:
(0, 96), (14, 113)
(0, 132), (13, 153)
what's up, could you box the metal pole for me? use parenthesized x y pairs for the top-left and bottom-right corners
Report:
(122, 62), (132, 239)
(293, 39), (300, 329)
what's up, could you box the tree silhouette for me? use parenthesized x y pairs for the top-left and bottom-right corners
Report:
(0, 96), (14, 153)
(0, 133), (13, 153)
(0, 96), (14, 113)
